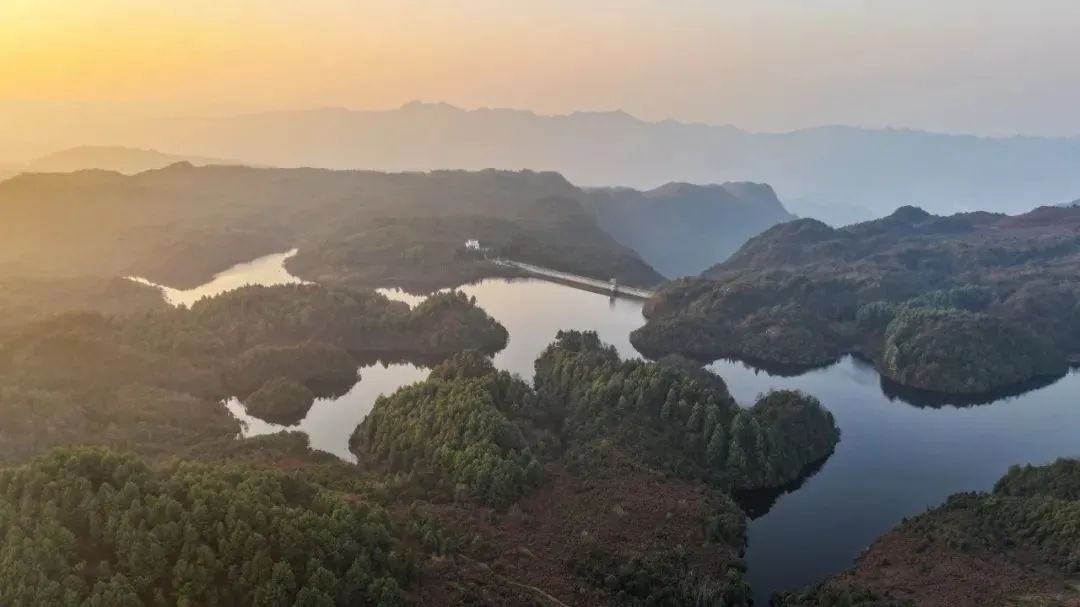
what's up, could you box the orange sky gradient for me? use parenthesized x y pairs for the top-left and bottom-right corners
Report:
(3, 0), (1080, 135)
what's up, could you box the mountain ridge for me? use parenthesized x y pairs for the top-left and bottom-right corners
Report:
(6, 101), (1080, 224)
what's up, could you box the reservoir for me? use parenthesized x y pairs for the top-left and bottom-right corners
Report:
(136, 252), (1080, 604)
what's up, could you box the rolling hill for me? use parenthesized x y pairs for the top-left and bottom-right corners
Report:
(0, 164), (663, 290)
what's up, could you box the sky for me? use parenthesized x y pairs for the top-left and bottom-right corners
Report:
(2, 0), (1080, 136)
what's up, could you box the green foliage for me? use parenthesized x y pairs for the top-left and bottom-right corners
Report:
(994, 458), (1080, 500)
(179, 284), (506, 357)
(0, 448), (427, 607)
(634, 274), (853, 367)
(535, 331), (839, 491)
(225, 342), (357, 399)
(242, 377), (317, 426)
(635, 207), (1080, 394)
(901, 459), (1080, 575)
(855, 301), (898, 331)
(881, 307), (1066, 393)
(972, 494), (1080, 572)
(405, 291), (509, 355)
(703, 492), (749, 545)
(0, 284), (507, 466)
(352, 352), (546, 508)
(726, 390), (839, 490)
(569, 544), (751, 607)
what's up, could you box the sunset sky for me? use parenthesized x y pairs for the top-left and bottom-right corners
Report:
(3, 0), (1080, 135)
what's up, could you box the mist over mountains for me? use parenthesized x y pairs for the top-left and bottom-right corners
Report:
(0, 146), (241, 178)
(584, 182), (794, 277)
(22, 146), (243, 174)
(4, 102), (1080, 225)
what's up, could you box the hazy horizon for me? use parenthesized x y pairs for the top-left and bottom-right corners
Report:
(4, 0), (1080, 138)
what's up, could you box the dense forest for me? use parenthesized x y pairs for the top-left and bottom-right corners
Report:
(356, 331), (838, 501)
(0, 448), (428, 606)
(348, 332), (843, 603)
(0, 326), (839, 605)
(351, 352), (548, 508)
(634, 205), (1080, 394)
(533, 331), (839, 491)
(0, 284), (507, 460)
(242, 377), (317, 426)
(778, 458), (1080, 607)
(345, 333), (844, 604)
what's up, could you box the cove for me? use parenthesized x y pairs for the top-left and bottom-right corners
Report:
(142, 254), (1080, 605)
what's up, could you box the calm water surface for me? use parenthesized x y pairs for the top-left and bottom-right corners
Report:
(159, 257), (1080, 605)
(130, 249), (304, 307)
(711, 356), (1080, 604)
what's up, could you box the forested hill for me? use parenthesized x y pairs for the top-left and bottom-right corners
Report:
(0, 326), (839, 605)
(0, 164), (662, 289)
(583, 182), (795, 277)
(776, 458), (1080, 607)
(634, 205), (1080, 395)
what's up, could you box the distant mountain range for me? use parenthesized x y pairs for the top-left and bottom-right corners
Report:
(4, 102), (1079, 224)
(0, 146), (241, 178)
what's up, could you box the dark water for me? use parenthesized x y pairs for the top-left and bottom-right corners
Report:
(149, 260), (1080, 604)
(710, 356), (1080, 604)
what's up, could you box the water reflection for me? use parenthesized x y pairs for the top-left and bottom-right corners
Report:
(878, 372), (1068, 408)
(709, 355), (1080, 604)
(733, 456), (831, 521)
(229, 277), (651, 459)
(129, 249), (303, 307)
(376, 287), (443, 308)
(226, 359), (428, 461)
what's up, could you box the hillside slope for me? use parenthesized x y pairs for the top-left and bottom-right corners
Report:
(633, 205), (1080, 395)
(776, 459), (1080, 607)
(584, 182), (795, 277)
(0, 164), (663, 289)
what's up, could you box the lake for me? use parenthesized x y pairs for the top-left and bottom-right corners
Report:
(137, 251), (1080, 605)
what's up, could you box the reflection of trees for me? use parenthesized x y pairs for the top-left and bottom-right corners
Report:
(731, 454), (831, 520)
(879, 372), (1066, 409)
